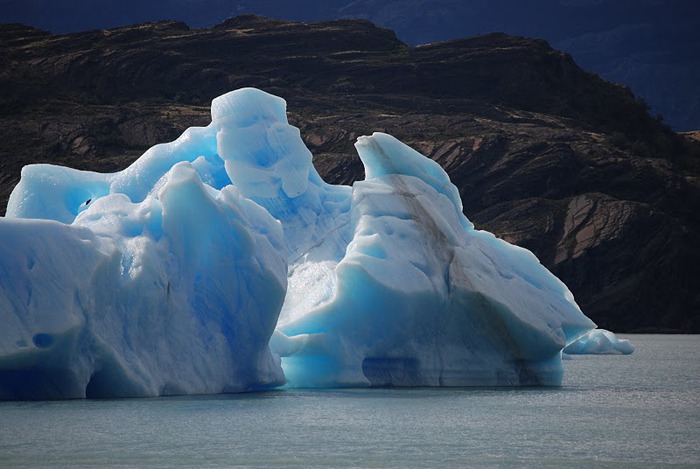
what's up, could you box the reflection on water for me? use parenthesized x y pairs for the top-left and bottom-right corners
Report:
(0, 335), (698, 467)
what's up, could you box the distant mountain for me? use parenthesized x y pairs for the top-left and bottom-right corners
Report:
(1, 17), (699, 332)
(1, 0), (698, 131)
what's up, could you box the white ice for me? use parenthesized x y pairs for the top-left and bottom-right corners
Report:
(1, 88), (595, 399)
(564, 329), (634, 355)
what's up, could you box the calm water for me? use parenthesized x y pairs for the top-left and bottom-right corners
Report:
(1, 335), (698, 468)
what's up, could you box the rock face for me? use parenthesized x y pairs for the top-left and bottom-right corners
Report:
(3, 0), (698, 131)
(0, 17), (699, 332)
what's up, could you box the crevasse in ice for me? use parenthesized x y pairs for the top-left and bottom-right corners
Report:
(1, 88), (596, 399)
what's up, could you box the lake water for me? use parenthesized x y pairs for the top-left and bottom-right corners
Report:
(1, 335), (698, 467)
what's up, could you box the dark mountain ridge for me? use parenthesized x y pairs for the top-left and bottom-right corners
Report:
(2, 0), (698, 131)
(1, 16), (698, 332)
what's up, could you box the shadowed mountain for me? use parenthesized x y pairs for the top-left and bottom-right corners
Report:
(0, 16), (698, 332)
(2, 0), (698, 131)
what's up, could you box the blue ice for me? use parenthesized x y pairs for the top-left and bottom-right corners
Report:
(564, 329), (634, 355)
(1, 88), (596, 399)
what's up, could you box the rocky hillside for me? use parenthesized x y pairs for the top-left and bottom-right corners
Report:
(1, 16), (698, 332)
(3, 0), (698, 131)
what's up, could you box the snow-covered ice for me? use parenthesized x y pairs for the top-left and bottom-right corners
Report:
(1, 88), (596, 399)
(564, 329), (634, 355)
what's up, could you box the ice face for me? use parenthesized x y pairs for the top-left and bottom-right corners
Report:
(0, 164), (287, 399)
(564, 329), (634, 355)
(274, 132), (596, 387)
(1, 87), (596, 399)
(213, 89), (313, 200)
(1, 91), (288, 400)
(7, 124), (225, 223)
(211, 90), (354, 328)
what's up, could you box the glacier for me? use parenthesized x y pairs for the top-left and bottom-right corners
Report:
(564, 329), (634, 355)
(0, 87), (596, 399)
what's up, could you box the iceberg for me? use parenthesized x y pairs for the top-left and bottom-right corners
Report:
(0, 165), (287, 400)
(563, 329), (634, 355)
(274, 132), (595, 387)
(1, 88), (595, 399)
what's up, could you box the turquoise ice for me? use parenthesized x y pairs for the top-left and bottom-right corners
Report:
(564, 329), (634, 355)
(1, 88), (595, 399)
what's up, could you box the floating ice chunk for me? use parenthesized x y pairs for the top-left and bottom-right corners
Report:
(564, 329), (634, 355)
(2, 87), (597, 399)
(1, 161), (286, 400)
(275, 133), (595, 388)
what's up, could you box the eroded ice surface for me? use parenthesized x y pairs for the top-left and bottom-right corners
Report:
(1, 91), (289, 399)
(1, 88), (595, 399)
(274, 133), (595, 387)
(564, 329), (634, 355)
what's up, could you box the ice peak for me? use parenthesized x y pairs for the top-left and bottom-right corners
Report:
(355, 132), (463, 212)
(214, 88), (312, 200)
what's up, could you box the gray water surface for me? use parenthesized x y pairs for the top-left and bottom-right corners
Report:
(1, 335), (698, 467)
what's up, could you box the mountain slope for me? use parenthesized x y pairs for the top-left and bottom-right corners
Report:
(2, 0), (698, 131)
(0, 17), (698, 332)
